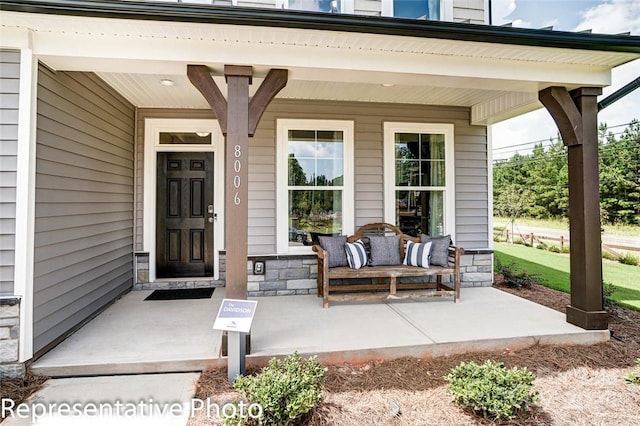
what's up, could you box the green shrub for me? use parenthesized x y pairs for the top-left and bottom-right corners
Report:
(513, 237), (525, 245)
(603, 282), (617, 309)
(228, 352), (327, 425)
(446, 360), (538, 421)
(548, 245), (561, 253)
(535, 242), (548, 250)
(495, 259), (543, 289)
(560, 245), (570, 254)
(618, 253), (639, 266)
(602, 251), (618, 261)
(625, 358), (640, 385)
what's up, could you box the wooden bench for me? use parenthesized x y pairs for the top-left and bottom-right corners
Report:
(313, 223), (464, 308)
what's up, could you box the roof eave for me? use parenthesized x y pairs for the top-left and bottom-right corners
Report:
(2, 0), (640, 54)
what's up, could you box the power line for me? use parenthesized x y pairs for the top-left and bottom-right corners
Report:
(493, 129), (638, 158)
(493, 141), (640, 167)
(492, 120), (638, 152)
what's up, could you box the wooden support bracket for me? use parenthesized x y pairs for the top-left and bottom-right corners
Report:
(249, 69), (288, 136)
(538, 86), (583, 147)
(187, 65), (228, 134)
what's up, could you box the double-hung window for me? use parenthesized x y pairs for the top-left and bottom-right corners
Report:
(277, 120), (354, 253)
(384, 123), (455, 239)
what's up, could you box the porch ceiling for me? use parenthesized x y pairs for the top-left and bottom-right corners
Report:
(2, 8), (639, 124)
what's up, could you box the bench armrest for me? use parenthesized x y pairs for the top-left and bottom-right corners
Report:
(312, 244), (327, 259)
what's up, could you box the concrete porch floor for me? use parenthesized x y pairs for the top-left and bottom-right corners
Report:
(31, 287), (609, 377)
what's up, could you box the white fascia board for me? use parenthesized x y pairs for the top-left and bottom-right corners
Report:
(24, 18), (617, 90)
(0, 26), (32, 49)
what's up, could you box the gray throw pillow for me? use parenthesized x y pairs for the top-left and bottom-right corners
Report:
(421, 234), (451, 267)
(368, 235), (401, 266)
(318, 236), (348, 267)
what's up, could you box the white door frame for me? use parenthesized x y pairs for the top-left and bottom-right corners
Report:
(143, 119), (224, 282)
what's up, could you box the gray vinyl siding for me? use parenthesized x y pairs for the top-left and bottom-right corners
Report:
(134, 100), (488, 256)
(237, 0), (276, 8)
(0, 50), (20, 295)
(354, 0), (382, 16)
(33, 65), (135, 353)
(453, 0), (486, 24)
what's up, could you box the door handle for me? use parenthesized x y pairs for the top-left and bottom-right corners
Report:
(207, 205), (214, 214)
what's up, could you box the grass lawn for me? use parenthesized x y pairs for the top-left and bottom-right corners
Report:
(494, 242), (640, 310)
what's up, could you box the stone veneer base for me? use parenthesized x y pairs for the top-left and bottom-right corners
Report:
(134, 251), (493, 296)
(0, 297), (25, 378)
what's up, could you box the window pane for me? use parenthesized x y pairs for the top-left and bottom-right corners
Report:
(316, 160), (343, 186)
(289, 155), (313, 186)
(288, 130), (344, 187)
(393, 0), (440, 20)
(159, 132), (211, 144)
(289, 190), (343, 246)
(317, 130), (343, 143)
(289, 129), (315, 142)
(289, 0), (341, 13)
(420, 160), (445, 186)
(396, 159), (419, 186)
(395, 190), (444, 237)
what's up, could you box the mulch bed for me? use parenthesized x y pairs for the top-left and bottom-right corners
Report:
(191, 278), (640, 425)
(0, 371), (48, 410)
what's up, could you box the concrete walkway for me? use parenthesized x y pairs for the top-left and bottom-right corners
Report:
(31, 287), (608, 376)
(2, 373), (198, 426)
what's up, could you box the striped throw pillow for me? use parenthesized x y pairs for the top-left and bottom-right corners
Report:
(345, 239), (368, 269)
(403, 240), (433, 268)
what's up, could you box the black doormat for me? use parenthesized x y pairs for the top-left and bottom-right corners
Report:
(144, 287), (215, 301)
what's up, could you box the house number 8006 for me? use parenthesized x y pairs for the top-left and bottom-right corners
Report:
(233, 145), (241, 205)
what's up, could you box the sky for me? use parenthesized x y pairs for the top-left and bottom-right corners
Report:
(490, 0), (640, 159)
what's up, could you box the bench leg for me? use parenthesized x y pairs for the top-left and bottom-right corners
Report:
(436, 274), (442, 291)
(323, 278), (330, 308)
(454, 273), (460, 303)
(390, 276), (397, 295)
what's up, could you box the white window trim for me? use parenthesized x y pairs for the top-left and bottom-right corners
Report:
(383, 122), (455, 242)
(276, 0), (355, 14)
(381, 0), (453, 21)
(276, 119), (355, 254)
(143, 119), (224, 282)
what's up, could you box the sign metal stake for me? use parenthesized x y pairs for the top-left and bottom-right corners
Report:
(213, 298), (257, 382)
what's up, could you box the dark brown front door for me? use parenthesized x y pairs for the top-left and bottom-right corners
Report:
(156, 152), (214, 278)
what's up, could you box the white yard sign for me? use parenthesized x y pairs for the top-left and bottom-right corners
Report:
(213, 299), (257, 334)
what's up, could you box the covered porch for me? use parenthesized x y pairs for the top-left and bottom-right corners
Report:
(31, 287), (608, 377)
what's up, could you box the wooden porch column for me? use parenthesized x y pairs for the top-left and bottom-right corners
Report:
(224, 65), (252, 300)
(188, 65), (288, 300)
(539, 86), (607, 330)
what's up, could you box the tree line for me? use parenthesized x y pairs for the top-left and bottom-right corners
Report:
(493, 119), (640, 225)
